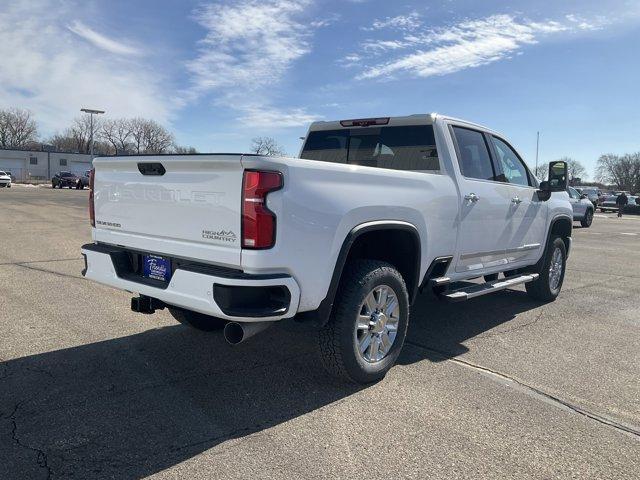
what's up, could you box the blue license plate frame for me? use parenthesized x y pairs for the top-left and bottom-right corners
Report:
(142, 254), (171, 282)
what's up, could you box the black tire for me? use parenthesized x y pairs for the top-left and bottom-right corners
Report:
(525, 237), (567, 302)
(318, 260), (409, 384)
(580, 209), (593, 228)
(484, 273), (499, 282)
(168, 307), (227, 331)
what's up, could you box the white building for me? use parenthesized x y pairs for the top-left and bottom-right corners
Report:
(0, 148), (93, 182)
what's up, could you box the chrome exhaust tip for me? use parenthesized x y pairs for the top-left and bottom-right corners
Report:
(223, 321), (272, 345)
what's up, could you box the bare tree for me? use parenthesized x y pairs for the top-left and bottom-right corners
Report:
(533, 163), (547, 181)
(173, 145), (198, 154)
(47, 116), (112, 155)
(129, 118), (174, 154)
(250, 137), (286, 156)
(596, 153), (640, 192)
(0, 108), (38, 148)
(100, 118), (133, 154)
(56, 116), (93, 153)
(555, 156), (587, 184)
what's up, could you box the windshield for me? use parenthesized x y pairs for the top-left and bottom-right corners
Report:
(581, 188), (598, 195)
(301, 125), (440, 173)
(61, 172), (75, 177)
(0, 171), (6, 176)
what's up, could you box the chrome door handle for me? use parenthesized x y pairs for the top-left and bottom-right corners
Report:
(464, 193), (479, 203)
(511, 196), (522, 204)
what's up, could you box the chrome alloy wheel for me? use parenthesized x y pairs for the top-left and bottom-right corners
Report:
(355, 285), (400, 363)
(549, 247), (563, 291)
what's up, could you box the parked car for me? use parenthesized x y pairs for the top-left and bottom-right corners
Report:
(567, 187), (594, 227)
(81, 114), (572, 384)
(0, 170), (11, 188)
(600, 195), (619, 212)
(574, 186), (601, 207)
(52, 171), (81, 189)
(79, 170), (91, 188)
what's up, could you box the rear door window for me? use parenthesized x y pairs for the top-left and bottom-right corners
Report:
(568, 187), (581, 199)
(490, 136), (532, 187)
(301, 125), (440, 172)
(451, 126), (496, 181)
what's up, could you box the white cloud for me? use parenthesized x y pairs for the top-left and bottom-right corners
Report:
(67, 21), (143, 56)
(187, 0), (311, 93)
(353, 14), (601, 81)
(0, 1), (172, 134)
(184, 0), (320, 128)
(565, 14), (610, 31)
(364, 12), (422, 31)
(238, 105), (320, 128)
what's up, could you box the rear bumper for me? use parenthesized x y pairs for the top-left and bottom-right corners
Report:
(81, 243), (300, 322)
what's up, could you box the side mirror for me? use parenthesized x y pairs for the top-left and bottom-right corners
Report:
(548, 161), (568, 191)
(537, 181), (552, 201)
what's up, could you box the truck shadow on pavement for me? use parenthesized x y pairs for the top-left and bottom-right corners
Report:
(0, 290), (541, 479)
(402, 289), (543, 363)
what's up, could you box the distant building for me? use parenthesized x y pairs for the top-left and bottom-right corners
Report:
(0, 148), (93, 182)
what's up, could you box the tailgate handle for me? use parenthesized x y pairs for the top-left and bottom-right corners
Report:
(137, 163), (166, 176)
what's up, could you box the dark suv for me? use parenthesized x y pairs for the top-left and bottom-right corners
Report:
(52, 171), (81, 189)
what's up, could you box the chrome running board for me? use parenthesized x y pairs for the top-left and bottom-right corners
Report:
(440, 274), (539, 302)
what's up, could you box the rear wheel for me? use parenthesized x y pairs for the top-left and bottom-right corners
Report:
(581, 209), (593, 228)
(318, 260), (409, 384)
(168, 307), (227, 331)
(525, 237), (567, 302)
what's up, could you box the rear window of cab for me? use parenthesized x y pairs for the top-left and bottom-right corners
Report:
(301, 125), (440, 173)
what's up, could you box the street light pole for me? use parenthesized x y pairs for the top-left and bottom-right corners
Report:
(80, 108), (105, 157)
(535, 131), (540, 176)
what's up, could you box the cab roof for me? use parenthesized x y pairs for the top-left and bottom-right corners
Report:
(307, 113), (500, 136)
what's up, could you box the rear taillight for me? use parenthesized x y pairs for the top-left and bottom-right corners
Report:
(242, 170), (283, 249)
(89, 168), (95, 227)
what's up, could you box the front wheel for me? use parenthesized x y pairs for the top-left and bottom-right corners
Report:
(318, 260), (409, 384)
(581, 209), (593, 228)
(168, 307), (227, 331)
(525, 237), (567, 302)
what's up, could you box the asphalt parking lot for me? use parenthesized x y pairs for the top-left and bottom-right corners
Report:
(1, 186), (638, 479)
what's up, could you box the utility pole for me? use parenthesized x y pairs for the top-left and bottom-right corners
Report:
(535, 131), (540, 177)
(80, 108), (105, 157)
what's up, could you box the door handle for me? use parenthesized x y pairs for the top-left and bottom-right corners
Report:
(511, 196), (522, 204)
(464, 193), (479, 203)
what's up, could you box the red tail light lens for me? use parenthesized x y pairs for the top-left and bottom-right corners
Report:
(89, 168), (95, 227)
(242, 170), (283, 249)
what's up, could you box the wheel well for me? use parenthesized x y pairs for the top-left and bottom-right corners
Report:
(550, 216), (572, 250)
(343, 229), (420, 302)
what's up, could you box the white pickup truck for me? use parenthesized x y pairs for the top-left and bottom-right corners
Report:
(82, 114), (572, 383)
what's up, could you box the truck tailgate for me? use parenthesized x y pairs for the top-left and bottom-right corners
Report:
(92, 155), (243, 267)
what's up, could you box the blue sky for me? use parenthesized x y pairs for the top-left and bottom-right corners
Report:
(1, 0), (640, 177)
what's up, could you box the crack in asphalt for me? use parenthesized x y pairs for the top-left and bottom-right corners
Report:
(405, 340), (640, 440)
(474, 310), (545, 339)
(8, 402), (53, 479)
(12, 262), (83, 281)
(566, 267), (640, 280)
(0, 257), (83, 267)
